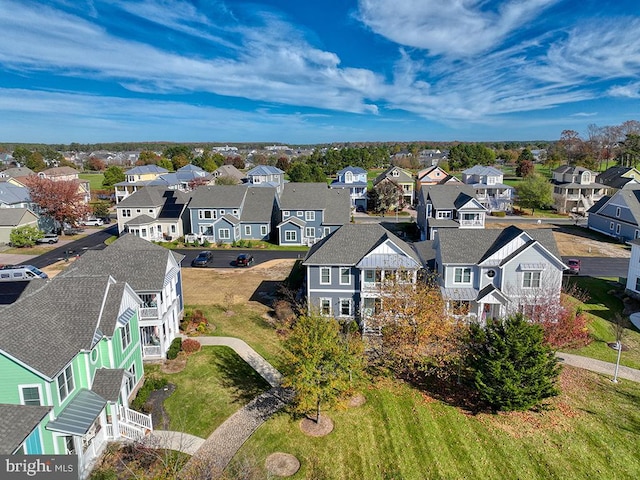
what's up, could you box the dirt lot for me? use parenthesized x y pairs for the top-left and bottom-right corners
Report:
(182, 259), (297, 306)
(487, 223), (630, 258)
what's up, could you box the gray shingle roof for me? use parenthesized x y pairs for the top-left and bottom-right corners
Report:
(0, 275), (129, 378)
(0, 182), (31, 205)
(189, 185), (248, 209)
(246, 165), (284, 176)
(279, 184), (350, 225)
(0, 404), (51, 454)
(436, 226), (561, 264)
(240, 187), (276, 223)
(91, 369), (125, 402)
(373, 166), (413, 185)
(462, 165), (503, 176)
(214, 164), (245, 181)
(304, 223), (419, 266)
(0, 208), (36, 227)
(420, 184), (478, 210)
(62, 233), (183, 292)
(590, 187), (640, 225)
(117, 186), (165, 208)
(125, 214), (156, 226)
(125, 165), (168, 175)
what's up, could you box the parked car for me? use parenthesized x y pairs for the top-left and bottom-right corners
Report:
(566, 258), (581, 274)
(36, 233), (59, 244)
(63, 227), (84, 236)
(0, 265), (48, 281)
(82, 218), (104, 226)
(355, 205), (366, 213)
(236, 253), (255, 267)
(191, 251), (213, 267)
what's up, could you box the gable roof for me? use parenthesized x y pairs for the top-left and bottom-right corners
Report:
(62, 233), (183, 292)
(596, 166), (639, 189)
(246, 165), (284, 176)
(189, 184), (248, 209)
(91, 368), (125, 402)
(279, 182), (350, 224)
(0, 167), (35, 178)
(462, 165), (503, 176)
(0, 181), (31, 205)
(337, 166), (366, 175)
(304, 223), (419, 266)
(116, 187), (190, 218)
(213, 164), (245, 181)
(125, 165), (168, 175)
(420, 184), (481, 211)
(436, 226), (561, 265)
(41, 166), (78, 177)
(0, 275), (135, 379)
(589, 187), (640, 223)
(553, 165), (593, 175)
(0, 404), (51, 454)
(373, 166), (413, 185)
(240, 187), (276, 223)
(0, 208), (38, 227)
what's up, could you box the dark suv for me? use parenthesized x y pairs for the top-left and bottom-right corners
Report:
(191, 251), (213, 267)
(236, 253), (255, 267)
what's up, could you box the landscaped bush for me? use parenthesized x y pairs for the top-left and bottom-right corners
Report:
(491, 211), (507, 217)
(180, 309), (208, 333)
(273, 299), (297, 328)
(167, 337), (182, 360)
(182, 338), (201, 354)
(202, 239), (211, 247)
(130, 375), (168, 412)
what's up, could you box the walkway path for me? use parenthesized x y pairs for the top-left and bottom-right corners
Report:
(557, 352), (640, 383)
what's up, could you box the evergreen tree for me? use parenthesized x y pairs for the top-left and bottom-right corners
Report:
(466, 314), (561, 411)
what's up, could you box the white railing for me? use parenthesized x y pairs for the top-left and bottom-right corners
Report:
(119, 405), (153, 432)
(106, 425), (114, 439)
(142, 345), (162, 357)
(140, 307), (158, 319)
(459, 219), (484, 226)
(118, 423), (145, 441)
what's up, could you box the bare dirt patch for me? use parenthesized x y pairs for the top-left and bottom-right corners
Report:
(347, 393), (367, 408)
(300, 415), (334, 437)
(160, 355), (188, 374)
(487, 222), (630, 258)
(182, 259), (296, 306)
(265, 452), (301, 477)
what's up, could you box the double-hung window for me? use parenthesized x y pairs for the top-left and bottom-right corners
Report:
(219, 229), (230, 240)
(320, 299), (331, 316)
(56, 365), (75, 403)
(453, 267), (472, 284)
(340, 299), (351, 316)
(305, 211), (315, 221)
(320, 267), (331, 285)
(121, 322), (131, 349)
(522, 271), (541, 288)
(20, 386), (41, 406)
(340, 267), (350, 285)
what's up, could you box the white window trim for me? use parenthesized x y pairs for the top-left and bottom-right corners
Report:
(616, 207), (621, 218)
(305, 227), (315, 238)
(339, 298), (352, 317)
(260, 225), (268, 235)
(219, 228), (231, 240)
(320, 298), (332, 316)
(296, 211), (303, 217)
(283, 211), (290, 218)
(453, 267), (472, 285)
(320, 267), (331, 285)
(522, 271), (541, 288)
(244, 225), (251, 235)
(56, 365), (75, 404)
(305, 211), (316, 221)
(121, 322), (132, 350)
(285, 230), (297, 242)
(616, 224), (621, 234)
(339, 267), (351, 285)
(18, 384), (43, 406)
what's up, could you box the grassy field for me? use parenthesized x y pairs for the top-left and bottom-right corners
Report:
(79, 172), (105, 190)
(234, 368), (640, 479)
(564, 277), (640, 369)
(146, 347), (270, 438)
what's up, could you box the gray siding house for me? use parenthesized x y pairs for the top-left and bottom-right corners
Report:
(587, 187), (640, 241)
(431, 226), (566, 322)
(303, 223), (421, 330)
(188, 185), (277, 243)
(277, 183), (350, 246)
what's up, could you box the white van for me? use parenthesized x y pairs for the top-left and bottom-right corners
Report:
(0, 265), (48, 281)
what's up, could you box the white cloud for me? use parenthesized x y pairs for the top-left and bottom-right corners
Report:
(608, 82), (640, 99)
(357, 0), (558, 57)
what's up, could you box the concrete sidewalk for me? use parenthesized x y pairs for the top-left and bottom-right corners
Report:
(557, 352), (640, 383)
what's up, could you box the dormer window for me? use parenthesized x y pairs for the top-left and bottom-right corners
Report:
(392, 170), (399, 177)
(345, 172), (353, 183)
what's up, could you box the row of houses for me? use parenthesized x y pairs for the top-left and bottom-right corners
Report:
(301, 223), (567, 334)
(0, 234), (183, 477)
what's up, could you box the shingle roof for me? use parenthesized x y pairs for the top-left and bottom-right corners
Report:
(337, 166), (366, 175)
(0, 404), (51, 454)
(117, 186), (166, 208)
(462, 165), (503, 176)
(0, 182), (31, 205)
(240, 187), (276, 223)
(41, 166), (79, 177)
(91, 369), (125, 402)
(0, 275), (129, 378)
(373, 166), (413, 185)
(214, 164), (245, 181)
(279, 183), (350, 225)
(246, 165), (284, 176)
(0, 208), (37, 227)
(125, 214), (156, 226)
(62, 233), (183, 292)
(597, 166), (638, 189)
(304, 223), (419, 266)
(189, 185), (248, 209)
(125, 165), (168, 175)
(589, 187), (640, 223)
(420, 184), (478, 210)
(436, 226), (561, 265)
(0, 167), (34, 178)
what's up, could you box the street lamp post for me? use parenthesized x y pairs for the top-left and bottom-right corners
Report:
(612, 340), (622, 383)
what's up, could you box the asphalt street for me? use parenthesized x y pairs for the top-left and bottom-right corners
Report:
(176, 249), (305, 268)
(561, 256), (629, 278)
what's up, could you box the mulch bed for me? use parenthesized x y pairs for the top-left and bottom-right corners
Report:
(161, 356), (188, 374)
(299, 414), (334, 437)
(146, 383), (176, 430)
(265, 452), (301, 477)
(347, 393), (367, 408)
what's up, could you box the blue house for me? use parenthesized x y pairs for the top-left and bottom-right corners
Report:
(188, 185), (277, 243)
(587, 186), (640, 241)
(245, 165), (286, 195)
(330, 166), (368, 210)
(277, 183), (350, 246)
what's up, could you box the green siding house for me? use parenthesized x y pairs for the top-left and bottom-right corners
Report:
(0, 274), (152, 479)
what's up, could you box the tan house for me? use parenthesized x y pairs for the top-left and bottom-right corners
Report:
(416, 165), (460, 191)
(373, 166), (415, 205)
(552, 165), (605, 214)
(39, 166), (90, 203)
(115, 165), (168, 203)
(0, 208), (39, 244)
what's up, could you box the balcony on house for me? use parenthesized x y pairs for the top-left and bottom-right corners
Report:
(459, 213), (484, 227)
(139, 294), (159, 319)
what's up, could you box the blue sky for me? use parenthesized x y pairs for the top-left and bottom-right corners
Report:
(1, 0), (639, 144)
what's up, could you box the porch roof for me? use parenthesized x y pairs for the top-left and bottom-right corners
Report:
(91, 369), (124, 403)
(0, 404), (51, 454)
(440, 286), (478, 301)
(357, 253), (419, 269)
(125, 214), (155, 226)
(46, 389), (106, 436)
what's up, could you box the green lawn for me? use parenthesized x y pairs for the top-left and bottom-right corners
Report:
(563, 277), (640, 369)
(235, 369), (640, 479)
(79, 172), (105, 190)
(146, 346), (270, 438)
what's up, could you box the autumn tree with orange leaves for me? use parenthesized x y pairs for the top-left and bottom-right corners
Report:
(366, 274), (465, 378)
(25, 177), (91, 234)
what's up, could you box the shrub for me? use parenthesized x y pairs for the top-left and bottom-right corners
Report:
(167, 338), (182, 360)
(196, 322), (208, 333)
(130, 374), (168, 412)
(273, 299), (297, 328)
(202, 239), (211, 248)
(182, 338), (201, 354)
(491, 211), (506, 217)
(10, 225), (43, 247)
